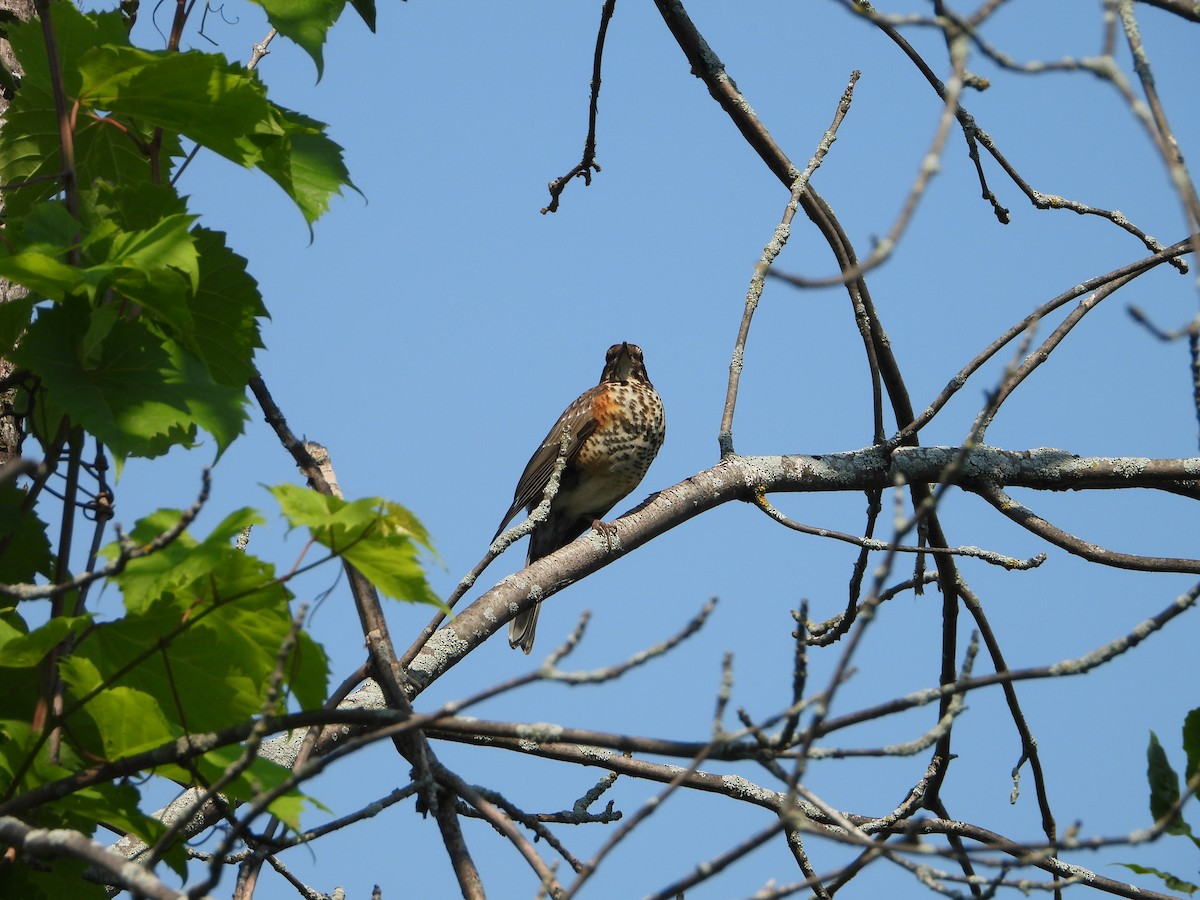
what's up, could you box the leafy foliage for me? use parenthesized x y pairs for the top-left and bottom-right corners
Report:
(0, 2), (356, 458)
(272, 484), (442, 607)
(1117, 712), (1200, 894)
(0, 1), (434, 896)
(0, 483), (52, 585)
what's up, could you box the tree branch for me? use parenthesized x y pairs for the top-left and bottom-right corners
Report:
(407, 446), (1200, 690)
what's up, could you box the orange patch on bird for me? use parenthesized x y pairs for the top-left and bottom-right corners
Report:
(590, 388), (625, 426)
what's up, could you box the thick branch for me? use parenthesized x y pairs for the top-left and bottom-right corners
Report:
(1137, 0), (1200, 22)
(406, 446), (1200, 691)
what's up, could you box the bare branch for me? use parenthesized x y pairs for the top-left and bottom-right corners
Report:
(1137, 0), (1200, 22)
(407, 445), (1200, 690)
(719, 69), (861, 456)
(752, 489), (1045, 570)
(976, 483), (1200, 573)
(541, 0), (617, 214)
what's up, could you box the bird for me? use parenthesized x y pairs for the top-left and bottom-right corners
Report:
(492, 342), (666, 653)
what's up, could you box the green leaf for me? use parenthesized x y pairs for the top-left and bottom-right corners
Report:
(349, 0), (378, 32)
(0, 197), (198, 333)
(93, 506), (329, 727)
(58, 661), (176, 759)
(0, 294), (35, 355)
(0, 204), (84, 300)
(270, 484), (441, 606)
(0, 666), (41, 726)
(57, 781), (186, 876)
(74, 588), (283, 734)
(0, 723), (186, 885)
(74, 212), (200, 330)
(79, 47), (283, 167)
(104, 506), (264, 613)
(272, 483), (434, 552)
(77, 46), (354, 225)
(0, 7), (140, 218)
(252, 0), (344, 79)
(1, 5), (350, 226)
(0, 249), (80, 302)
(0, 613), (90, 667)
(11, 302), (247, 460)
(0, 714), (86, 795)
(1115, 864), (1199, 895)
(91, 209), (199, 285)
(18, 201), (80, 249)
(0, 483), (54, 585)
(1148, 731), (1189, 836)
(254, 104), (358, 227)
(0, 718), (37, 789)
(85, 181), (190, 235)
(7, 5), (125, 99)
(191, 229), (266, 386)
(291, 630), (331, 711)
(0, 852), (104, 899)
(1184, 708), (1200, 786)
(76, 112), (184, 198)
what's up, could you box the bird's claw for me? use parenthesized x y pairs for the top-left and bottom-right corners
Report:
(591, 518), (621, 552)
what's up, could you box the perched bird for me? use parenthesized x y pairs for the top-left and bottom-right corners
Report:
(493, 342), (666, 653)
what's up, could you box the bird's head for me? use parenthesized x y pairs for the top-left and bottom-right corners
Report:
(601, 342), (650, 385)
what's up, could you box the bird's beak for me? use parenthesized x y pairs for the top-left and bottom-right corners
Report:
(614, 343), (635, 379)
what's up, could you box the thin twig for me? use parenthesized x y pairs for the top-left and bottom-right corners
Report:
(752, 489), (1045, 570)
(541, 0), (616, 214)
(718, 69), (860, 456)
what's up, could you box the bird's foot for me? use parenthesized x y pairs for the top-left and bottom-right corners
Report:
(591, 518), (621, 552)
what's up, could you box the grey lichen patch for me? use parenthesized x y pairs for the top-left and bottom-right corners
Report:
(579, 745), (615, 761)
(721, 774), (779, 803)
(515, 722), (565, 743)
(259, 730), (306, 767)
(1130, 619), (1155, 641)
(900, 686), (946, 709)
(507, 582), (544, 618)
(175, 732), (220, 756)
(497, 572), (532, 592)
(701, 467), (729, 499)
(1112, 456), (1151, 477)
(772, 449), (883, 489)
(1058, 863), (1096, 883)
(1185, 458), (1200, 476)
(408, 627), (469, 676)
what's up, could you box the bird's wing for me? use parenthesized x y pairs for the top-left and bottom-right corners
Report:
(492, 387), (600, 540)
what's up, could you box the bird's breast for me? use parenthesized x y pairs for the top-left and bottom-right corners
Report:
(576, 382), (666, 481)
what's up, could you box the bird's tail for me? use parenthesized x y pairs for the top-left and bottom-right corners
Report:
(508, 605), (540, 655)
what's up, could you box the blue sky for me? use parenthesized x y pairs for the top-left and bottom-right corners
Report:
(104, 1), (1200, 897)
